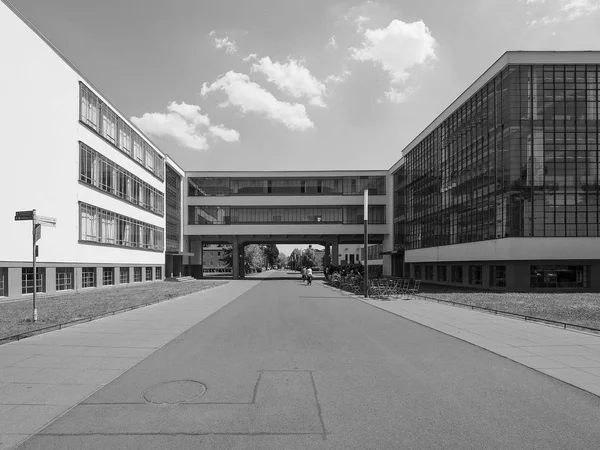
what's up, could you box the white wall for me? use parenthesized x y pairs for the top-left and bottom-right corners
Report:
(405, 238), (600, 263)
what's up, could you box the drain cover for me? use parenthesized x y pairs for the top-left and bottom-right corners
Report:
(142, 380), (206, 404)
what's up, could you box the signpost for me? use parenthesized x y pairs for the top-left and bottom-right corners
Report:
(14, 209), (57, 322)
(364, 190), (369, 298)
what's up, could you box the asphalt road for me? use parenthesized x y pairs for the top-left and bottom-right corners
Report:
(18, 277), (600, 449)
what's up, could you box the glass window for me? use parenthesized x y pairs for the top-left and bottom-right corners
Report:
(0, 268), (6, 297)
(100, 103), (116, 143)
(22, 268), (45, 294)
(134, 267), (142, 282)
(437, 266), (447, 282)
(80, 84), (98, 130)
(56, 267), (73, 291)
(120, 267), (129, 284)
(414, 265), (421, 280)
(425, 265), (434, 281)
(469, 265), (482, 285)
(490, 265), (506, 287)
(82, 268), (96, 288)
(530, 265), (588, 288)
(145, 267), (153, 281)
(451, 265), (463, 283)
(155, 267), (162, 280)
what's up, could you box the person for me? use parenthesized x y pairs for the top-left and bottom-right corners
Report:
(306, 267), (313, 285)
(301, 267), (307, 282)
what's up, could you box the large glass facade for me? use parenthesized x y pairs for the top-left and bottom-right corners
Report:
(165, 165), (181, 252)
(188, 205), (386, 225)
(188, 176), (386, 196)
(394, 64), (600, 251)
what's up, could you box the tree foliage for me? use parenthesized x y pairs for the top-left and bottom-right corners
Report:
(301, 245), (318, 268)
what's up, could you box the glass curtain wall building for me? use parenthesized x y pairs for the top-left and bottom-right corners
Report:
(391, 52), (600, 291)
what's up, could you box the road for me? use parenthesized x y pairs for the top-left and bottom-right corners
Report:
(18, 275), (600, 449)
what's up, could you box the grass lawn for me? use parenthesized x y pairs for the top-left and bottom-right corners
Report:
(418, 285), (600, 331)
(0, 280), (228, 342)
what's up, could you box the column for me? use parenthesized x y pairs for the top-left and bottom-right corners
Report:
(332, 237), (339, 266)
(232, 237), (240, 279)
(190, 238), (203, 278)
(324, 245), (330, 267)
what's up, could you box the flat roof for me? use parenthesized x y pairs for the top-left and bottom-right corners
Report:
(388, 50), (600, 174)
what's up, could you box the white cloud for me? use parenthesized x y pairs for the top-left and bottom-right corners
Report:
(209, 32), (238, 54)
(243, 53), (258, 62)
(251, 57), (327, 107)
(130, 101), (239, 151)
(325, 67), (352, 84)
(326, 35), (337, 49)
(524, 0), (600, 24)
(351, 19), (436, 103)
(209, 125), (240, 142)
(201, 71), (314, 131)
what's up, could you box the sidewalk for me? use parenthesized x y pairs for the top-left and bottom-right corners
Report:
(325, 283), (600, 398)
(0, 280), (259, 450)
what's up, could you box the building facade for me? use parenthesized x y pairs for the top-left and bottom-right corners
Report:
(389, 52), (600, 290)
(0, 1), (183, 299)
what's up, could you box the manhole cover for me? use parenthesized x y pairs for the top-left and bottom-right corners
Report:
(142, 380), (206, 404)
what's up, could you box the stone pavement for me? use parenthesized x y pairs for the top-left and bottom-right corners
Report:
(0, 280), (260, 450)
(324, 283), (600, 398)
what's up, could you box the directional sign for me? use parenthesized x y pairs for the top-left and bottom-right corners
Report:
(34, 224), (42, 243)
(35, 215), (57, 227)
(15, 210), (34, 221)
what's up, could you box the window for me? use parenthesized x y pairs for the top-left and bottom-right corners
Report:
(56, 267), (74, 291)
(120, 267), (129, 284)
(80, 84), (98, 130)
(425, 265), (434, 281)
(155, 267), (162, 280)
(414, 265), (421, 280)
(103, 267), (114, 286)
(469, 265), (482, 285)
(82, 268), (96, 288)
(117, 118), (131, 154)
(437, 266), (447, 282)
(145, 267), (153, 281)
(22, 268), (45, 294)
(451, 265), (463, 283)
(490, 265), (506, 287)
(133, 133), (144, 163)
(0, 268), (6, 297)
(100, 102), (116, 143)
(134, 267), (142, 282)
(530, 265), (588, 288)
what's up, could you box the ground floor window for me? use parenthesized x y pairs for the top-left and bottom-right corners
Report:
(490, 265), (506, 287)
(120, 267), (129, 284)
(22, 268), (45, 294)
(0, 268), (7, 297)
(424, 265), (434, 281)
(103, 267), (114, 286)
(155, 267), (162, 280)
(414, 265), (421, 280)
(469, 265), (482, 285)
(134, 267), (142, 282)
(437, 265), (447, 282)
(451, 265), (463, 283)
(82, 267), (96, 288)
(530, 265), (589, 288)
(145, 267), (153, 281)
(56, 267), (74, 291)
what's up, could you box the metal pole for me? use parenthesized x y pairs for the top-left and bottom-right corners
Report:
(32, 209), (37, 322)
(364, 190), (369, 298)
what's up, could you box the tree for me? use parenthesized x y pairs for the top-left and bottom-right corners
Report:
(276, 253), (288, 268)
(220, 245), (233, 268)
(260, 244), (279, 269)
(289, 248), (302, 270)
(301, 245), (318, 268)
(245, 244), (265, 272)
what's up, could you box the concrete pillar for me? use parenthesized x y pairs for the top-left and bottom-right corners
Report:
(332, 238), (339, 266)
(96, 267), (103, 287)
(190, 238), (203, 278)
(232, 238), (240, 279)
(324, 245), (330, 267)
(114, 266), (121, 286)
(8, 267), (22, 299)
(46, 267), (56, 296)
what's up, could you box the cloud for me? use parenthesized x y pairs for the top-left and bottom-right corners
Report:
(201, 71), (314, 131)
(350, 19), (436, 103)
(326, 35), (337, 49)
(209, 31), (238, 54)
(524, 0), (600, 25)
(251, 57), (327, 107)
(130, 101), (239, 151)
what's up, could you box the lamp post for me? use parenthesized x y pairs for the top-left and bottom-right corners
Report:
(364, 189), (369, 298)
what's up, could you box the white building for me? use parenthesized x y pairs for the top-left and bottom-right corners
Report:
(0, 0), (183, 299)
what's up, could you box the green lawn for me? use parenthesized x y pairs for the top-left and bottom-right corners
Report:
(0, 280), (228, 342)
(418, 286), (600, 331)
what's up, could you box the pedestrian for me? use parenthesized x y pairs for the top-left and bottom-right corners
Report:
(306, 267), (313, 285)
(301, 266), (307, 282)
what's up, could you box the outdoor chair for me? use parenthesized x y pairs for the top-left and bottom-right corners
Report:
(405, 280), (421, 299)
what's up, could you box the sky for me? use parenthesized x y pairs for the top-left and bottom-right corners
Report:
(9, 0), (600, 175)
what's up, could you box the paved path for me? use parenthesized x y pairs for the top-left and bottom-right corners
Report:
(0, 274), (597, 449)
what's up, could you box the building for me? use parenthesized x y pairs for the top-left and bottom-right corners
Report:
(389, 52), (600, 290)
(0, 0), (183, 299)
(202, 245), (230, 274)
(2, 0), (600, 294)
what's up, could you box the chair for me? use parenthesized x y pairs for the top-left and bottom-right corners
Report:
(395, 279), (410, 298)
(405, 280), (421, 299)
